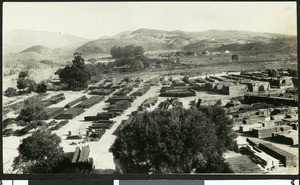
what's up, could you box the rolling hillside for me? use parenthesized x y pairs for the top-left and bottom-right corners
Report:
(76, 28), (288, 55)
(3, 29), (90, 54)
(213, 36), (297, 53)
(3, 45), (74, 68)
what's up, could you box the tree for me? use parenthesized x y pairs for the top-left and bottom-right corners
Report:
(26, 79), (37, 93)
(36, 82), (47, 93)
(17, 78), (29, 93)
(110, 45), (145, 59)
(18, 71), (29, 78)
(16, 78), (37, 93)
(267, 69), (279, 77)
(231, 54), (239, 61)
(111, 106), (235, 173)
(196, 105), (238, 153)
(17, 99), (46, 122)
(182, 75), (189, 84)
(58, 53), (91, 90)
(13, 129), (64, 173)
(4, 87), (17, 97)
(287, 68), (298, 77)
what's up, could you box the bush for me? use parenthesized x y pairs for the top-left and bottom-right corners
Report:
(18, 71), (29, 78)
(17, 99), (46, 122)
(36, 82), (47, 93)
(4, 87), (17, 97)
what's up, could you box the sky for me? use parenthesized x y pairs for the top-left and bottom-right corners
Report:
(3, 2), (297, 39)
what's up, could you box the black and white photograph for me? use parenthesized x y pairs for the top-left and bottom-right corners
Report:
(2, 2), (298, 174)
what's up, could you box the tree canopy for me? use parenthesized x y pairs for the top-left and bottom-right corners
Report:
(231, 54), (239, 61)
(111, 106), (236, 173)
(16, 72), (37, 93)
(110, 45), (145, 59)
(13, 129), (64, 173)
(287, 68), (298, 77)
(57, 53), (91, 90)
(18, 71), (29, 78)
(4, 87), (17, 97)
(267, 69), (279, 77)
(17, 98), (46, 122)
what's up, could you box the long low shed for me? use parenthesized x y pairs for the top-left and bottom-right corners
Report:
(72, 147), (81, 163)
(76, 96), (105, 109)
(54, 108), (85, 119)
(64, 96), (88, 108)
(78, 146), (90, 163)
(106, 96), (135, 104)
(40, 107), (64, 120)
(258, 142), (297, 167)
(43, 93), (66, 107)
(89, 123), (112, 129)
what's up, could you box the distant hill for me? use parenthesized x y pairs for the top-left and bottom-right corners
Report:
(3, 28), (295, 68)
(3, 29), (90, 54)
(76, 28), (288, 56)
(213, 36), (297, 53)
(3, 45), (74, 68)
(22, 45), (52, 53)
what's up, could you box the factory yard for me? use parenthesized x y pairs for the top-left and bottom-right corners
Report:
(2, 67), (299, 174)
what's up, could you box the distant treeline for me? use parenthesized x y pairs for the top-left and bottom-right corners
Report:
(85, 57), (171, 77)
(110, 44), (145, 59)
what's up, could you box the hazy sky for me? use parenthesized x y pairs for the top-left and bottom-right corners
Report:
(3, 2), (297, 39)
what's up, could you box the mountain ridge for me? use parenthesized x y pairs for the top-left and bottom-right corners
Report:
(75, 28), (290, 56)
(4, 29), (90, 54)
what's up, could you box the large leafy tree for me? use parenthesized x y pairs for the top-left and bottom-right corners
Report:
(111, 106), (235, 173)
(17, 98), (46, 122)
(196, 105), (238, 153)
(58, 53), (91, 90)
(17, 78), (29, 92)
(13, 130), (64, 173)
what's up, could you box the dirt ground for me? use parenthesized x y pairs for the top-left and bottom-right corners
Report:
(2, 69), (298, 174)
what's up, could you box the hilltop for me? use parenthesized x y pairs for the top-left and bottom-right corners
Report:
(75, 28), (288, 56)
(3, 29), (90, 54)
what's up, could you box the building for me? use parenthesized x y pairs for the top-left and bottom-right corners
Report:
(270, 77), (293, 88)
(247, 82), (270, 93)
(258, 143), (297, 167)
(244, 94), (298, 107)
(251, 125), (292, 138)
(272, 131), (298, 145)
(221, 84), (248, 96)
